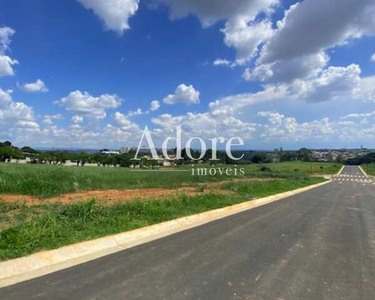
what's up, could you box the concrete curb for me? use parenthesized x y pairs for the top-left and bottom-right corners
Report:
(359, 166), (368, 177)
(0, 180), (330, 288)
(338, 165), (345, 175)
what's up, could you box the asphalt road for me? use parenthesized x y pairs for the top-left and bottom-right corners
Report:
(1, 166), (375, 300)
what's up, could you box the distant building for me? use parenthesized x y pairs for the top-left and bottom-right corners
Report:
(120, 146), (130, 154)
(100, 150), (120, 155)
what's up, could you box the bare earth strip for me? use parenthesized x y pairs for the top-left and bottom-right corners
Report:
(0, 178), (272, 205)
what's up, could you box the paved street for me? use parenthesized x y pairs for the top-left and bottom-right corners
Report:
(1, 166), (375, 300)
(332, 165), (374, 185)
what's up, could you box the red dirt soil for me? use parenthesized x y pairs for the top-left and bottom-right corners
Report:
(0, 188), (209, 205)
(0, 178), (272, 205)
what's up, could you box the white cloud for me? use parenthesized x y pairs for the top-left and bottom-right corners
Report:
(3, 102), (35, 122)
(155, 0), (375, 79)
(150, 100), (160, 111)
(21, 79), (49, 93)
(0, 55), (18, 77)
(127, 108), (144, 117)
(0, 107), (144, 148)
(157, 0), (278, 28)
(290, 64), (361, 103)
(213, 59), (232, 67)
(157, 0), (278, 62)
(43, 118), (53, 125)
(211, 63), (366, 113)
(0, 89), (33, 122)
(230, 0), (375, 83)
(149, 105), (375, 146)
(208, 85), (289, 114)
(2, 2), (375, 147)
(57, 90), (122, 119)
(259, 0), (375, 65)
(258, 111), (285, 124)
(3, 84), (375, 148)
(0, 27), (18, 77)
(6, 105), (375, 149)
(0, 88), (12, 109)
(256, 110), (375, 144)
(244, 52), (329, 83)
(244, 63), (365, 105)
(16, 120), (40, 130)
(0, 88), (38, 134)
(152, 111), (256, 142)
(114, 111), (140, 131)
(0, 27), (15, 53)
(258, 111), (334, 141)
(222, 18), (274, 64)
(163, 84), (200, 105)
(341, 110), (375, 120)
(72, 115), (84, 124)
(77, 0), (139, 34)
(49, 114), (64, 120)
(243, 0), (374, 84)
(43, 114), (64, 125)
(359, 76), (375, 102)
(371, 53), (375, 62)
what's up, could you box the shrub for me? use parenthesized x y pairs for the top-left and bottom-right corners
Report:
(260, 166), (272, 172)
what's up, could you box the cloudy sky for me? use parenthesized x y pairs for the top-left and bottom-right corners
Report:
(0, 0), (375, 150)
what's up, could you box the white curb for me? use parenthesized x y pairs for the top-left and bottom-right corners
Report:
(359, 165), (368, 177)
(338, 165), (345, 175)
(0, 180), (330, 288)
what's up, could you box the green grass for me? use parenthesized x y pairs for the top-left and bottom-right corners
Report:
(0, 177), (325, 261)
(0, 161), (332, 260)
(361, 163), (375, 176)
(0, 162), (340, 197)
(172, 162), (341, 175)
(221, 176), (323, 198)
(246, 161), (341, 174)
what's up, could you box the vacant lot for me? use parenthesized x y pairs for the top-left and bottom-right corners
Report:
(362, 164), (375, 176)
(0, 161), (337, 261)
(0, 177), (325, 261)
(0, 162), (340, 197)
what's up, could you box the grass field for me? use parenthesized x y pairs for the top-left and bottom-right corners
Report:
(0, 177), (325, 261)
(362, 163), (375, 176)
(0, 161), (337, 261)
(0, 161), (341, 197)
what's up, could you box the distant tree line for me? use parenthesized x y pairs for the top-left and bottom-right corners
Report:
(346, 153), (375, 165)
(0, 141), (137, 166)
(0, 141), (24, 161)
(4, 140), (371, 167)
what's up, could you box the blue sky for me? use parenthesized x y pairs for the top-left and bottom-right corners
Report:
(0, 0), (375, 150)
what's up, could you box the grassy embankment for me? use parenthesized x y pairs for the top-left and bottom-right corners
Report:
(0, 162), (340, 197)
(0, 162), (339, 261)
(361, 163), (375, 176)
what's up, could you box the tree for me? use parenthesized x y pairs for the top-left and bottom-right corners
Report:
(21, 146), (39, 154)
(221, 152), (235, 165)
(0, 147), (22, 161)
(251, 153), (269, 164)
(347, 152), (375, 165)
(1, 141), (12, 148)
(336, 154), (344, 163)
(203, 149), (213, 163)
(115, 154), (133, 167)
(280, 151), (297, 162)
(297, 148), (311, 162)
(181, 148), (192, 163)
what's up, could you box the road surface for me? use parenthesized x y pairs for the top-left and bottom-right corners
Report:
(1, 166), (375, 300)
